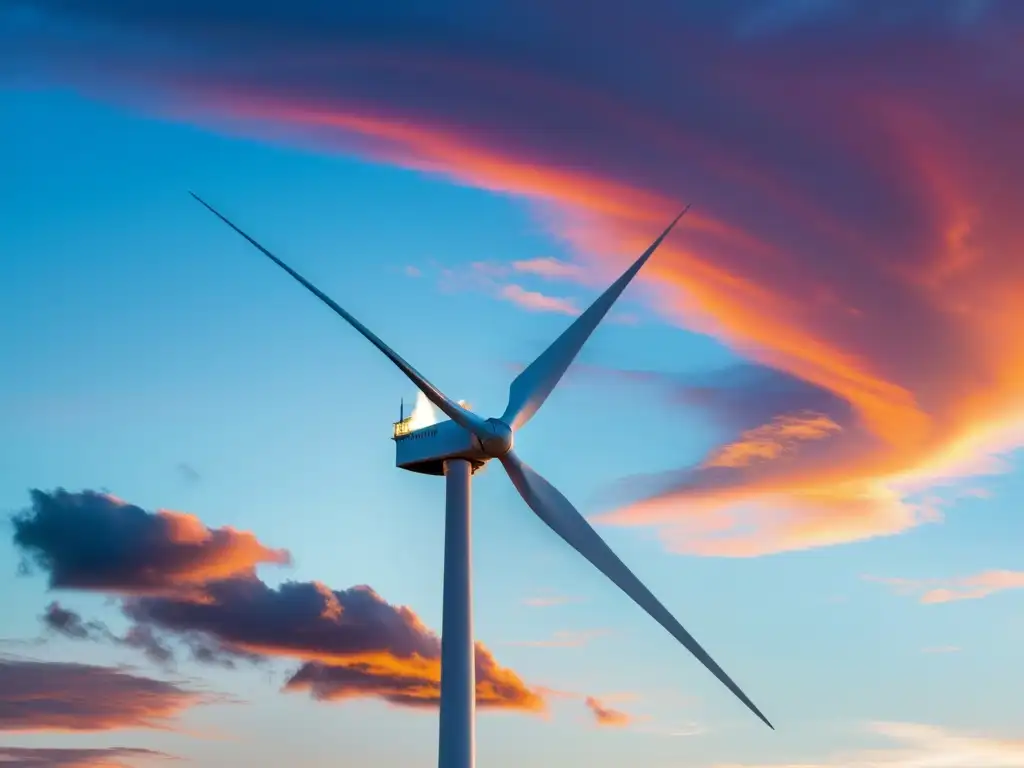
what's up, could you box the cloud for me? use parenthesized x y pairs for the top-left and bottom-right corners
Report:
(505, 629), (610, 648)
(866, 570), (1024, 604)
(922, 645), (961, 654)
(0, 657), (209, 732)
(427, 258), (589, 316)
(0, 747), (176, 768)
(41, 602), (111, 641)
(584, 696), (632, 728)
(702, 411), (842, 469)
(12, 489), (291, 594)
(125, 579), (544, 711)
(512, 257), (590, 283)
(498, 284), (579, 315)
(42, 602), (184, 667)
(520, 593), (584, 608)
(714, 721), (1024, 768)
(15, 490), (543, 714)
(8, 0), (1020, 556)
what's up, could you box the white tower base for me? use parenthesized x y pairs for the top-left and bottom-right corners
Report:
(437, 458), (475, 768)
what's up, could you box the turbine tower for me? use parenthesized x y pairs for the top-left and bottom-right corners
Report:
(191, 193), (773, 767)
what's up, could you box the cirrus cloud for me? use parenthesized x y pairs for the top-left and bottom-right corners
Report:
(5, 1), (1024, 558)
(0, 657), (210, 733)
(0, 747), (177, 768)
(713, 721), (1024, 768)
(866, 570), (1024, 604)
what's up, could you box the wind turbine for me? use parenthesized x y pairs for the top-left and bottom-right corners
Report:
(190, 193), (773, 768)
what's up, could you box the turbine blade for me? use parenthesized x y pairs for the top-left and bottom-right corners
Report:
(190, 193), (488, 437)
(499, 450), (773, 730)
(501, 206), (689, 431)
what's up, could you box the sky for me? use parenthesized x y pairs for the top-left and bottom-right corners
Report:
(1, 0), (1024, 766)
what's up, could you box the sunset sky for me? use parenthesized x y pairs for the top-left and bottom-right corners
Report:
(2, 1), (1024, 766)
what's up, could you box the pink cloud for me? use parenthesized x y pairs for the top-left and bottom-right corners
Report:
(10, 1), (1024, 558)
(499, 284), (579, 315)
(512, 257), (589, 282)
(866, 570), (1024, 604)
(715, 721), (1024, 768)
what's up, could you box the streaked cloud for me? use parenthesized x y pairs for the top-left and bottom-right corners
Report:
(5, 2), (1024, 556)
(41, 602), (237, 669)
(0, 747), (176, 768)
(0, 657), (209, 733)
(866, 570), (1024, 604)
(922, 645), (961, 654)
(498, 284), (579, 315)
(714, 721), (1024, 767)
(520, 593), (585, 608)
(511, 257), (589, 283)
(703, 411), (842, 469)
(504, 629), (610, 648)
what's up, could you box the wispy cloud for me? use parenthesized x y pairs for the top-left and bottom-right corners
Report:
(499, 284), (579, 315)
(0, 746), (178, 768)
(520, 593), (585, 608)
(511, 257), (590, 283)
(504, 629), (610, 648)
(6, 1), (1024, 557)
(702, 411), (842, 469)
(866, 570), (1024, 604)
(922, 645), (961, 654)
(714, 721), (1024, 767)
(0, 657), (212, 733)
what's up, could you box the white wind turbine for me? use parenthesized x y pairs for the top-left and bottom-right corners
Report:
(190, 193), (772, 768)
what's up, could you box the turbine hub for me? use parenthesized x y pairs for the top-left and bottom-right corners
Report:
(479, 418), (514, 458)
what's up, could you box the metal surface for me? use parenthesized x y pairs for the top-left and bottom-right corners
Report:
(438, 459), (475, 768)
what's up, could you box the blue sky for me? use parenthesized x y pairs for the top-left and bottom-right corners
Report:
(2, 2), (1024, 767)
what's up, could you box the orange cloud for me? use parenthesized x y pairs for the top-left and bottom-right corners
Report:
(867, 570), (1024, 604)
(584, 696), (632, 728)
(18, 489), (545, 715)
(189, 50), (1024, 557)
(714, 721), (1024, 768)
(0, 658), (210, 733)
(284, 640), (544, 712)
(11, 3), (1024, 556)
(703, 411), (842, 469)
(12, 489), (290, 594)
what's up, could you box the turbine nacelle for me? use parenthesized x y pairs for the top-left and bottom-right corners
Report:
(477, 418), (513, 458)
(392, 415), (512, 474)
